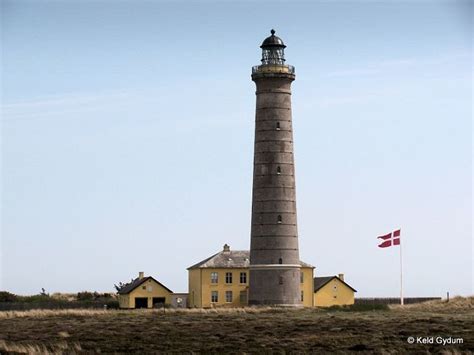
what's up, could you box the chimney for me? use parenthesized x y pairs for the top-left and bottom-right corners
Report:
(338, 273), (344, 281)
(138, 271), (144, 280)
(223, 244), (230, 253)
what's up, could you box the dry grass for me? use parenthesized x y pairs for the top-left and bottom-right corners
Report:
(0, 308), (110, 319)
(50, 293), (77, 302)
(0, 299), (472, 353)
(0, 306), (285, 319)
(0, 340), (81, 354)
(390, 296), (474, 313)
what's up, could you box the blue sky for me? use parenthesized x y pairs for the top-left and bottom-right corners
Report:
(1, 0), (472, 297)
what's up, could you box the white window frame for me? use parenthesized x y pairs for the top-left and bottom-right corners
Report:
(225, 290), (233, 303)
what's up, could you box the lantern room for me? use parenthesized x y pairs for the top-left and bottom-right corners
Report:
(260, 29), (286, 65)
(252, 29), (295, 76)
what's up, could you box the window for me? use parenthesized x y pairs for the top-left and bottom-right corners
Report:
(225, 291), (233, 303)
(276, 122), (281, 130)
(211, 272), (218, 284)
(276, 166), (281, 175)
(301, 291), (304, 302)
(278, 258), (283, 264)
(261, 48), (285, 65)
(300, 272), (304, 283)
(240, 291), (247, 304)
(211, 291), (218, 303)
(279, 276), (283, 284)
(225, 272), (233, 284)
(277, 215), (282, 224)
(147, 286), (153, 292)
(142, 286), (146, 290)
(240, 272), (247, 284)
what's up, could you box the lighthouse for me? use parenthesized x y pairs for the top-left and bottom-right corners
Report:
(249, 30), (301, 306)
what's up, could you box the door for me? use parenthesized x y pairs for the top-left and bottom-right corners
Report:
(152, 297), (166, 308)
(135, 297), (148, 309)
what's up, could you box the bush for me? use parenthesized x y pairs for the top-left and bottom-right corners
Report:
(17, 294), (51, 303)
(77, 292), (115, 302)
(0, 290), (118, 311)
(77, 292), (95, 301)
(103, 300), (119, 309)
(0, 291), (18, 302)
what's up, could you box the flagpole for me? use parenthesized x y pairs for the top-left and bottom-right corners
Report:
(400, 231), (404, 306)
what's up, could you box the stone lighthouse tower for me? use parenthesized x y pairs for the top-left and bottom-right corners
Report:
(249, 30), (301, 306)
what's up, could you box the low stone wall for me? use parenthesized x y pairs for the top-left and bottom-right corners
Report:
(355, 297), (441, 305)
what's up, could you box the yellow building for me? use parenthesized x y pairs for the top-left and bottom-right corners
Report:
(118, 272), (173, 309)
(188, 244), (315, 308)
(313, 274), (357, 307)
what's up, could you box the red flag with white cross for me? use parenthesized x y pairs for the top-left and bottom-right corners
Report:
(377, 229), (401, 248)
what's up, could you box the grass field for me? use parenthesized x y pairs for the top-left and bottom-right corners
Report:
(0, 298), (472, 354)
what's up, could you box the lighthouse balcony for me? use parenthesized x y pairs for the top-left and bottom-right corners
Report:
(252, 64), (295, 75)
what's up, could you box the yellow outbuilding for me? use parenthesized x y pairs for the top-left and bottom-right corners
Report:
(313, 274), (357, 307)
(188, 244), (315, 308)
(118, 272), (173, 309)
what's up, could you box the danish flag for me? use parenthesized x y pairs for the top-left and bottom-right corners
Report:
(378, 229), (401, 248)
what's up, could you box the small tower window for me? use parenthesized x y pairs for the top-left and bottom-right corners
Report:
(279, 276), (283, 284)
(276, 166), (281, 175)
(276, 122), (280, 130)
(277, 215), (282, 224)
(278, 258), (283, 264)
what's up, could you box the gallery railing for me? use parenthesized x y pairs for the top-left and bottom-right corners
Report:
(252, 65), (295, 75)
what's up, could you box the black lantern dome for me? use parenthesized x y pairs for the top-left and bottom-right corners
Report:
(260, 29), (286, 49)
(260, 29), (286, 65)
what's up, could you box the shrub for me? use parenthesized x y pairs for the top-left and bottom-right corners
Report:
(103, 300), (119, 309)
(18, 294), (51, 303)
(0, 291), (18, 302)
(77, 292), (116, 302)
(77, 292), (95, 301)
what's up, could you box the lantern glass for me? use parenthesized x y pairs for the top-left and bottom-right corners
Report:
(261, 48), (285, 65)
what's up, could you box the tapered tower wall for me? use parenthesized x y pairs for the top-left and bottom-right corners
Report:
(249, 69), (301, 306)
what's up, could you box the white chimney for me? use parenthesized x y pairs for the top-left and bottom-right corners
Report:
(139, 271), (144, 279)
(223, 244), (230, 252)
(338, 273), (344, 281)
